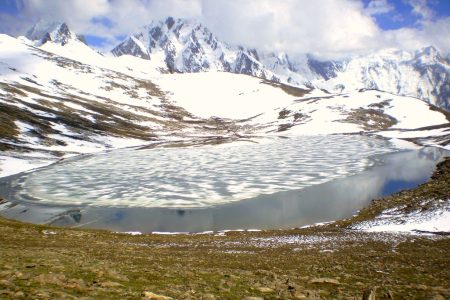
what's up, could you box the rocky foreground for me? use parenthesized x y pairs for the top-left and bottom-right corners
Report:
(0, 159), (449, 300)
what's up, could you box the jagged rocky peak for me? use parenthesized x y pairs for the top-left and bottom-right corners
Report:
(317, 46), (450, 110)
(307, 56), (345, 81)
(26, 20), (86, 46)
(112, 17), (290, 79)
(418, 45), (439, 57)
(414, 45), (448, 65)
(111, 16), (276, 77)
(112, 17), (221, 60)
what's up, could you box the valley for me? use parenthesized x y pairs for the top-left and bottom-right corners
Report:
(0, 29), (448, 178)
(0, 16), (449, 300)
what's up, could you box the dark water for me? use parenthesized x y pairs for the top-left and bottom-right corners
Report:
(0, 146), (447, 233)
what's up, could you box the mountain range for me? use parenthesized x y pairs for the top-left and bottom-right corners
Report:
(110, 17), (450, 110)
(0, 19), (449, 176)
(17, 18), (450, 111)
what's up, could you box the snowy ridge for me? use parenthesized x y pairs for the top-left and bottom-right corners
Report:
(112, 17), (288, 82)
(26, 20), (86, 46)
(154, 73), (448, 135)
(112, 17), (450, 110)
(317, 47), (450, 110)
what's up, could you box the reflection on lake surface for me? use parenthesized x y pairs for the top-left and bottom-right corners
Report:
(0, 136), (447, 233)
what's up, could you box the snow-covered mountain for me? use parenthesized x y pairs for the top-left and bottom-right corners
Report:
(25, 20), (87, 46)
(316, 46), (450, 110)
(112, 17), (279, 81)
(0, 21), (449, 176)
(1, 29), (449, 175)
(112, 17), (450, 110)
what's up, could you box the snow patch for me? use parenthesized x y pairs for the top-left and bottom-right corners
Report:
(355, 205), (450, 234)
(154, 72), (298, 119)
(0, 155), (54, 178)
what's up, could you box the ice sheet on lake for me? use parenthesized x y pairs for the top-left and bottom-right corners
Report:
(13, 135), (399, 208)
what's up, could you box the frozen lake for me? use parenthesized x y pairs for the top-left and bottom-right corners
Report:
(0, 135), (447, 232)
(8, 135), (397, 208)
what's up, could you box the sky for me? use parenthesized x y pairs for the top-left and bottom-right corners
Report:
(0, 0), (449, 59)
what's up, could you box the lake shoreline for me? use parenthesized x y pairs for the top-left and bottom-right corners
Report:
(0, 142), (447, 233)
(0, 158), (448, 299)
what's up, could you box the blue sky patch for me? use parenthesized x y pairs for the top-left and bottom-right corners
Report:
(84, 35), (109, 46)
(91, 16), (115, 28)
(0, 0), (19, 15)
(363, 0), (450, 30)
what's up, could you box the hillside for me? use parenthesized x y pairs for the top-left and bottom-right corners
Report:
(0, 29), (449, 177)
(0, 11), (449, 300)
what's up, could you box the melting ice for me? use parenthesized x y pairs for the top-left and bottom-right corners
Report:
(17, 135), (399, 208)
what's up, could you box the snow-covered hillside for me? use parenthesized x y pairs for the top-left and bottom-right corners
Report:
(316, 47), (450, 110)
(0, 22), (449, 177)
(0, 33), (261, 176)
(111, 17), (450, 110)
(154, 73), (449, 136)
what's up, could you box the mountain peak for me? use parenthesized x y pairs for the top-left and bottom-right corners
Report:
(422, 45), (438, 55)
(111, 17), (229, 72)
(411, 45), (449, 67)
(415, 45), (440, 59)
(26, 20), (85, 46)
(108, 17), (448, 110)
(26, 20), (63, 39)
(111, 17), (281, 78)
(165, 16), (176, 29)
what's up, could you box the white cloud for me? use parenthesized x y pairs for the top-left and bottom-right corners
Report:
(201, 0), (381, 59)
(19, 0), (110, 25)
(94, 0), (201, 35)
(5, 0), (450, 58)
(383, 16), (450, 53)
(404, 0), (434, 20)
(365, 0), (395, 15)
